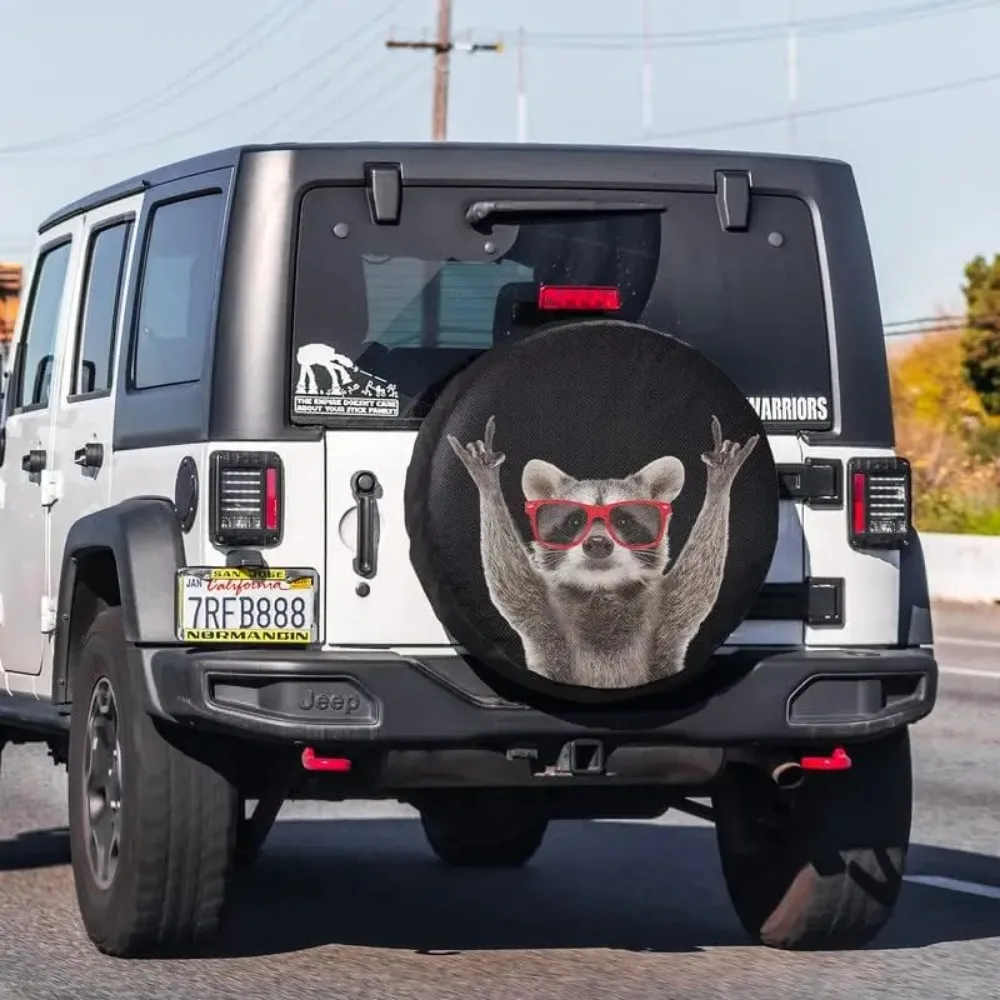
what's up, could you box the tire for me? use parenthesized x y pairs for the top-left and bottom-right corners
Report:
(713, 729), (912, 951)
(420, 794), (549, 868)
(67, 607), (238, 957)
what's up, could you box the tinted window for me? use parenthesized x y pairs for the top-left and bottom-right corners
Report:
(293, 186), (831, 426)
(362, 257), (534, 348)
(132, 193), (224, 390)
(13, 241), (72, 410)
(73, 221), (131, 397)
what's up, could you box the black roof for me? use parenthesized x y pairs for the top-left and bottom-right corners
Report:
(38, 141), (850, 235)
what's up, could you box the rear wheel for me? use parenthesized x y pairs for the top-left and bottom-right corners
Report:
(420, 793), (549, 868)
(713, 730), (912, 951)
(68, 607), (238, 957)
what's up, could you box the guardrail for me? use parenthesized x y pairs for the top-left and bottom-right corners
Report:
(921, 532), (1000, 603)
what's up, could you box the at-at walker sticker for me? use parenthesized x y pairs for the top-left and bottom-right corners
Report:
(449, 414), (758, 690)
(293, 342), (399, 418)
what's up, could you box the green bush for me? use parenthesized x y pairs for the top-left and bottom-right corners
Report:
(914, 488), (1000, 535)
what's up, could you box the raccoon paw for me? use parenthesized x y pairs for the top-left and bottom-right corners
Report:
(701, 415), (759, 482)
(447, 415), (506, 481)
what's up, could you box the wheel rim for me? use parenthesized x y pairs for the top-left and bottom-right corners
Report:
(83, 677), (123, 890)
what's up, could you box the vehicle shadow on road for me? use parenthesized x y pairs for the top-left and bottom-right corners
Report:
(207, 817), (1000, 958)
(0, 827), (70, 872)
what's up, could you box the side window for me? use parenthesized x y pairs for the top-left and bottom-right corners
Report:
(132, 192), (224, 390)
(72, 220), (132, 398)
(12, 241), (72, 411)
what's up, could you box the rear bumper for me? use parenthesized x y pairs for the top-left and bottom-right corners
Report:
(137, 644), (937, 749)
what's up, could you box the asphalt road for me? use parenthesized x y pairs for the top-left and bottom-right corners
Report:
(2, 601), (999, 1000)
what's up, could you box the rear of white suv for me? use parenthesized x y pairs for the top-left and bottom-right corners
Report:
(4, 143), (935, 959)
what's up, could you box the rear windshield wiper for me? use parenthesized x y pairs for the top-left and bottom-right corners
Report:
(465, 199), (667, 226)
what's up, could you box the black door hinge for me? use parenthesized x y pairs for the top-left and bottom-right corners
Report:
(777, 459), (842, 508)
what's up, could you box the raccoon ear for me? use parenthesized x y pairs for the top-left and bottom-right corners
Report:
(632, 455), (685, 501)
(522, 459), (570, 500)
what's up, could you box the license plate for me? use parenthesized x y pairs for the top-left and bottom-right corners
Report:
(176, 567), (318, 644)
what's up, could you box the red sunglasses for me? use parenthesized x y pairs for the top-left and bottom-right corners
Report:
(524, 499), (673, 551)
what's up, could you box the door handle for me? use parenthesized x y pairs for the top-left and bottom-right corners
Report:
(74, 442), (104, 470)
(20, 449), (46, 475)
(350, 470), (382, 580)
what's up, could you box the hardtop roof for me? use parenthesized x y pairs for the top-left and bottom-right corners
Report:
(38, 141), (851, 235)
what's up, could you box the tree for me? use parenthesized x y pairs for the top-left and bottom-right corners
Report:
(961, 253), (1000, 416)
(890, 329), (984, 491)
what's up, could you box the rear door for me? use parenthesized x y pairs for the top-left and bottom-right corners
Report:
(47, 199), (139, 684)
(292, 184), (831, 648)
(0, 229), (80, 679)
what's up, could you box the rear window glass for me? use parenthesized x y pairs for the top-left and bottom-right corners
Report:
(292, 186), (832, 427)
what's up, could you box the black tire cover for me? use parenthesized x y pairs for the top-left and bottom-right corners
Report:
(404, 319), (779, 703)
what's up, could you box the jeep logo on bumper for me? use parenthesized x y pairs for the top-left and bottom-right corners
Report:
(298, 688), (362, 714)
(211, 678), (377, 727)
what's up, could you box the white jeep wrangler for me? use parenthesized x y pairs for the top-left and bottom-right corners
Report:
(0, 142), (937, 957)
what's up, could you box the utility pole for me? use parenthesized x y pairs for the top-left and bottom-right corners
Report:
(386, 0), (504, 141)
(641, 0), (653, 138)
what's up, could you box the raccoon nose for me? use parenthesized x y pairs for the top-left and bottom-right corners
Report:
(582, 535), (614, 559)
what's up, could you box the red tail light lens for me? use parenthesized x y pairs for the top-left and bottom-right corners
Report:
(852, 472), (867, 536)
(847, 456), (912, 549)
(210, 450), (284, 547)
(264, 466), (280, 532)
(537, 285), (621, 312)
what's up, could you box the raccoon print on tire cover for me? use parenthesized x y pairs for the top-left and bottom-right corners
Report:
(405, 319), (779, 701)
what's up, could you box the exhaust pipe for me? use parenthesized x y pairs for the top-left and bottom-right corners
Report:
(770, 760), (806, 791)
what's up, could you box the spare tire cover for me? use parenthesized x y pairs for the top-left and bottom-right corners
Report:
(404, 319), (778, 702)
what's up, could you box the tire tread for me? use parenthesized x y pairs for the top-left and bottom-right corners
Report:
(69, 607), (237, 956)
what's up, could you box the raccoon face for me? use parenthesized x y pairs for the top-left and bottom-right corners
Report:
(522, 455), (685, 590)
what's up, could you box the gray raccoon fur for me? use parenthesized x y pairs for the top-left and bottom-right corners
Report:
(447, 415), (759, 688)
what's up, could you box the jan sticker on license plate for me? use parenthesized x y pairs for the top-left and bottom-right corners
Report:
(176, 567), (318, 643)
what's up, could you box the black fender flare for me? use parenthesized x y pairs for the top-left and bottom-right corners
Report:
(52, 496), (186, 704)
(898, 529), (933, 647)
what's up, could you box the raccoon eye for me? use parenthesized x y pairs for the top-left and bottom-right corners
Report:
(609, 504), (663, 546)
(536, 503), (589, 544)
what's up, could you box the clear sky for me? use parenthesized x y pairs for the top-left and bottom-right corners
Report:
(1, 0), (998, 328)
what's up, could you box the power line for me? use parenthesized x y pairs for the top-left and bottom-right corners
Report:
(635, 67), (1000, 142)
(297, 61), (429, 140)
(0, 0), (321, 154)
(516, 0), (997, 49)
(252, 48), (399, 138)
(386, 0), (503, 141)
(884, 314), (964, 329)
(29, 0), (409, 164)
(884, 315), (966, 335)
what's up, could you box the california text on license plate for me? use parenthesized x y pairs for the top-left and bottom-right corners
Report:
(176, 567), (318, 643)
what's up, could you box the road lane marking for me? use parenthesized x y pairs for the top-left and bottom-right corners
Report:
(905, 875), (1000, 900)
(935, 634), (1000, 650)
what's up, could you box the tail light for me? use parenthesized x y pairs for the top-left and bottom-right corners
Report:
(847, 456), (911, 549)
(537, 285), (621, 312)
(209, 450), (283, 547)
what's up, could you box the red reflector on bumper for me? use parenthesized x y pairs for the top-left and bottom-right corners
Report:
(301, 748), (351, 772)
(799, 747), (852, 772)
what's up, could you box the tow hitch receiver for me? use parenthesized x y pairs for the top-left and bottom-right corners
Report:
(549, 739), (606, 776)
(800, 746), (852, 772)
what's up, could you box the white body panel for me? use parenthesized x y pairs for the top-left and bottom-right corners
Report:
(726, 433), (804, 646)
(0, 217), (85, 692)
(323, 430), (451, 647)
(111, 440), (332, 641)
(46, 196), (145, 695)
(316, 431), (807, 650)
(800, 443), (899, 647)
